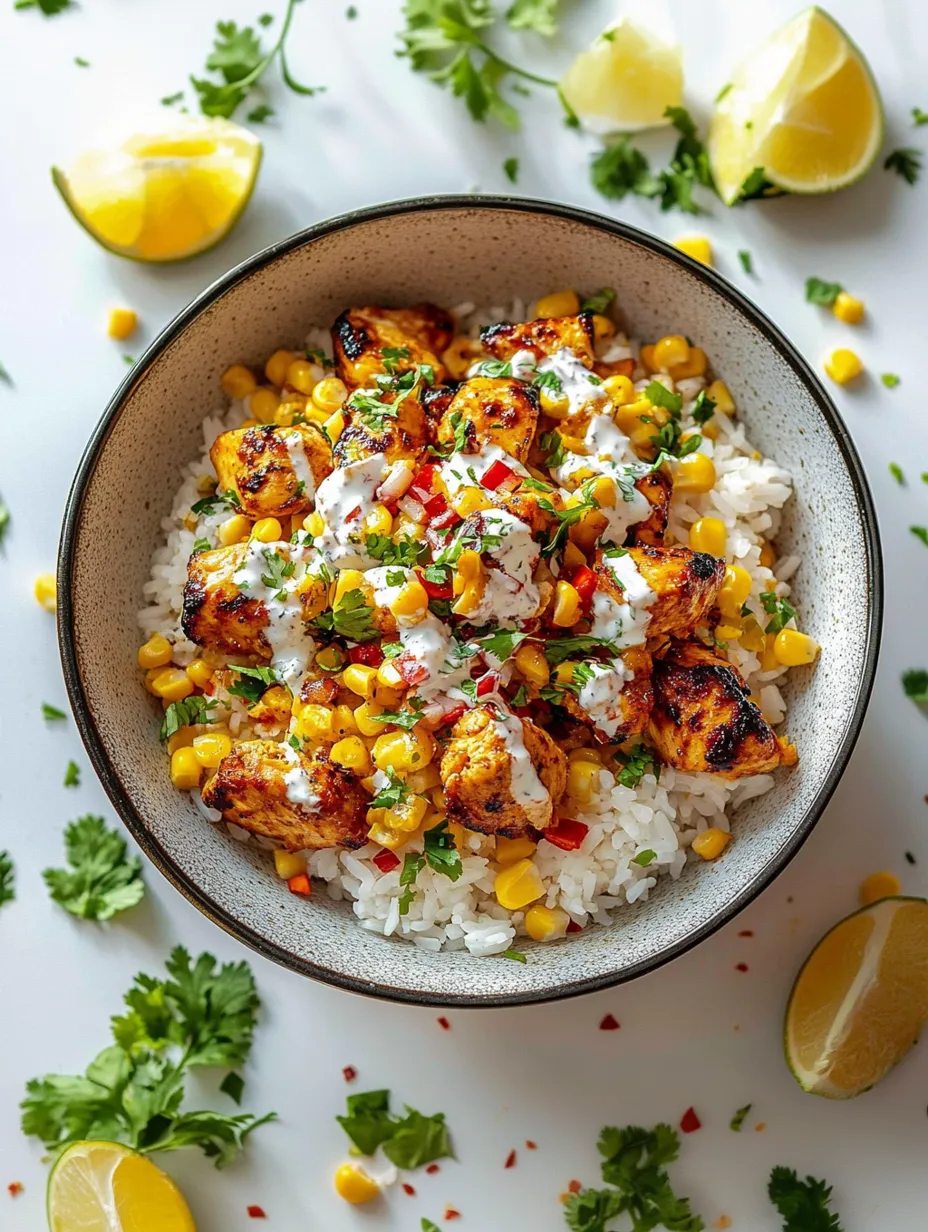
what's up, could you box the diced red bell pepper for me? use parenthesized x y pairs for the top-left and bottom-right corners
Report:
(373, 849), (401, 873)
(348, 643), (384, 667)
(247, 1206), (267, 1219)
(423, 490), (450, 518)
(566, 919), (582, 934)
(344, 504), (362, 523)
(287, 873), (312, 897)
(431, 506), (461, 530)
(544, 817), (589, 851)
(408, 463), (439, 502)
(569, 564), (597, 607)
(680, 1107), (702, 1134)
(440, 703), (467, 728)
(416, 567), (453, 600)
(482, 458), (516, 492)
(476, 671), (499, 697)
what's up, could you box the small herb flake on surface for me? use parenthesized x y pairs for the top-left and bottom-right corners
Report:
(910, 525), (928, 547)
(246, 103), (275, 123)
(43, 815), (145, 921)
(336, 1089), (453, 1169)
(730, 1104), (752, 1131)
(767, 1166), (845, 1231)
(805, 277), (843, 306)
(0, 851), (14, 908)
(913, 107), (928, 126)
(738, 249), (753, 274)
(64, 760), (81, 788)
(0, 494), (10, 548)
(13, 0), (73, 14)
(74, 56), (89, 67)
(902, 669), (928, 702)
(884, 146), (922, 184)
(346, 3), (358, 15)
(161, 90), (185, 106)
(42, 703), (67, 722)
(503, 156), (519, 183)
(0, 361), (12, 385)
(889, 462), (905, 485)
(501, 947), (526, 963)
(881, 372), (901, 388)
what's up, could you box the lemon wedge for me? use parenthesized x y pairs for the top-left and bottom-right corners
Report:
(47, 1141), (197, 1232)
(559, 18), (683, 135)
(709, 7), (883, 204)
(52, 117), (262, 262)
(785, 896), (928, 1099)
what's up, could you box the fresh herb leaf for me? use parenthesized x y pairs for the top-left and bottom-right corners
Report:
(0, 494), (9, 548)
(190, 488), (241, 516)
(219, 1071), (246, 1104)
(738, 249), (753, 274)
(472, 629), (527, 662)
(881, 372), (901, 388)
(913, 107), (928, 126)
(631, 849), (656, 867)
(366, 533), (429, 567)
(161, 90), (185, 106)
(423, 819), (463, 880)
(690, 390), (716, 427)
(506, 0), (559, 36)
(13, 0), (73, 14)
(0, 851), (14, 908)
(590, 137), (658, 201)
(911, 526), (928, 547)
(501, 947), (526, 962)
(337, 1088), (453, 1167)
(422, 1221), (441, 1232)
(730, 1103), (751, 1132)
(503, 156), (519, 183)
(64, 760), (81, 788)
(644, 381), (683, 414)
(902, 670), (928, 703)
(537, 492), (600, 559)
(43, 816), (145, 921)
(42, 703), (67, 721)
(805, 277), (843, 306)
(227, 664), (282, 706)
(371, 768), (413, 810)
(399, 852), (425, 914)
(884, 147), (922, 185)
(510, 683), (528, 707)
(889, 462), (905, 485)
(759, 591), (796, 634)
(768, 1166), (844, 1232)
(246, 103), (275, 123)
(74, 55), (90, 67)
(543, 635), (620, 666)
(540, 429), (566, 469)
(613, 745), (657, 789)
(580, 287), (617, 315)
(313, 588), (378, 642)
(192, 536), (211, 554)
(368, 697), (427, 730)
(0, 361), (12, 385)
(160, 695), (218, 742)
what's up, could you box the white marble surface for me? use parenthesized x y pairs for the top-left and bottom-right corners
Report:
(1, 0), (927, 1227)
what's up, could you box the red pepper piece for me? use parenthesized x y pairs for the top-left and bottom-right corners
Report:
(599, 1013), (620, 1031)
(287, 873), (312, 897)
(417, 567), (453, 600)
(424, 490), (450, 518)
(735, 962), (749, 973)
(342, 1065), (357, 1082)
(344, 504), (361, 523)
(373, 849), (401, 873)
(525, 1140), (537, 1150)
(431, 506), (461, 531)
(566, 920), (582, 934)
(476, 672), (499, 698)
(426, 1164), (441, 1175)
(7, 1183), (23, 1198)
(444, 1208), (461, 1221)
(247, 1206), (267, 1219)
(504, 1149), (517, 1169)
(569, 564), (597, 607)
(680, 1107), (702, 1133)
(544, 817), (589, 851)
(568, 1179), (582, 1194)
(437, 1015), (451, 1030)
(439, 704), (467, 728)
(402, 1183), (416, 1196)
(348, 643), (384, 667)
(482, 458), (515, 491)
(409, 463), (438, 502)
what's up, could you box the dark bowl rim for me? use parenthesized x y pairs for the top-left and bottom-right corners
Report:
(58, 193), (883, 1009)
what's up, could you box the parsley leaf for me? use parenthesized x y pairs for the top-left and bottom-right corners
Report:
(911, 526), (928, 547)
(227, 665), (283, 706)
(631, 849), (656, 867)
(914, 107), (928, 126)
(64, 760), (81, 788)
(160, 695), (218, 742)
(768, 1166), (844, 1231)
(690, 389), (716, 426)
(369, 697), (427, 730)
(884, 146), (922, 185)
(43, 816), (145, 921)
(580, 287), (617, 315)
(805, 277), (843, 306)
(0, 851), (14, 908)
(730, 1103), (751, 1132)
(337, 1088), (453, 1168)
(540, 429), (566, 469)
(902, 669), (928, 703)
(371, 768), (413, 810)
(503, 155), (519, 183)
(399, 852), (425, 914)
(42, 702), (68, 721)
(590, 137), (658, 201)
(423, 819), (463, 881)
(190, 488), (240, 516)
(472, 629), (527, 662)
(889, 462), (905, 485)
(506, 0), (560, 36)
(366, 533), (429, 567)
(538, 492), (599, 559)
(645, 381), (683, 414)
(13, 0), (73, 15)
(759, 591), (796, 634)
(0, 493), (9, 548)
(613, 745), (657, 789)
(313, 588), (378, 642)
(544, 635), (620, 666)
(738, 249), (753, 274)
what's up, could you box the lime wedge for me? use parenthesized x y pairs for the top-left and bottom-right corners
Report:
(709, 7), (883, 204)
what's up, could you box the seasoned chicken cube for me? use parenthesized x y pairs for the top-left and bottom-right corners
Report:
(421, 382), (459, 429)
(481, 312), (596, 367)
(629, 468), (671, 547)
(623, 545), (725, 640)
(334, 393), (430, 468)
(435, 377), (540, 463)
(561, 647), (654, 743)
(332, 304), (454, 389)
(649, 640), (795, 779)
(440, 705), (567, 837)
(210, 423), (332, 519)
(201, 740), (370, 850)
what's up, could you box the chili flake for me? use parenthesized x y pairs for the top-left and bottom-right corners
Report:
(735, 962), (749, 972)
(754, 1121), (767, 1132)
(680, 1107), (702, 1133)
(445, 1206), (461, 1220)
(7, 1183), (23, 1198)
(402, 1182), (416, 1196)
(568, 1179), (582, 1193)
(438, 1016), (451, 1030)
(715, 1217), (733, 1229)
(599, 1013), (620, 1030)
(247, 1206), (267, 1218)
(738, 929), (754, 937)
(525, 1140), (537, 1150)
(426, 1163), (441, 1174)
(342, 1064), (358, 1082)
(504, 1149), (517, 1169)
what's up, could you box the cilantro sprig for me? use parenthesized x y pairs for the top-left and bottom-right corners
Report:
(336, 1088), (453, 1169)
(227, 664), (284, 706)
(43, 816), (146, 922)
(902, 669), (928, 703)
(884, 147), (922, 185)
(768, 1167), (844, 1231)
(160, 694), (219, 742)
(805, 277), (843, 306)
(759, 591), (796, 634)
(313, 588), (378, 643)
(591, 107), (715, 215)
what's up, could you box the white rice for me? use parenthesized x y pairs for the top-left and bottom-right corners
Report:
(138, 303), (801, 956)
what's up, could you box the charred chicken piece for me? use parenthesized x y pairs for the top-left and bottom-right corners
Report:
(624, 545), (725, 641)
(210, 423), (332, 519)
(480, 312), (596, 368)
(436, 377), (540, 463)
(332, 304), (454, 390)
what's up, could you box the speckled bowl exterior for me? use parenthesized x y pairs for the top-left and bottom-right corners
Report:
(58, 197), (882, 1007)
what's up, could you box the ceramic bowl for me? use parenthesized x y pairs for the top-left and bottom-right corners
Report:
(59, 197), (881, 1007)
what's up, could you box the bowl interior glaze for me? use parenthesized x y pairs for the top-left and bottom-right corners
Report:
(60, 198), (880, 1007)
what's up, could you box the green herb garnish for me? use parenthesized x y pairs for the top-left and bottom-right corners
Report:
(902, 669), (928, 702)
(313, 588), (378, 642)
(160, 695), (219, 742)
(884, 146), (922, 185)
(613, 745), (657, 789)
(423, 819), (463, 881)
(190, 488), (241, 516)
(631, 849), (656, 867)
(580, 287), (617, 315)
(42, 703), (67, 722)
(366, 533), (429, 567)
(881, 372), (901, 388)
(336, 1088), (453, 1168)
(503, 156), (519, 183)
(738, 250), (753, 274)
(64, 760), (81, 788)
(472, 629), (528, 662)
(501, 947), (527, 962)
(369, 696), (427, 730)
(370, 768), (413, 810)
(767, 1166), (844, 1231)
(227, 664), (283, 706)
(730, 1104), (751, 1132)
(911, 526), (928, 547)
(889, 462), (905, 485)
(0, 851), (14, 909)
(805, 277), (843, 306)
(759, 591), (796, 634)
(43, 816), (145, 921)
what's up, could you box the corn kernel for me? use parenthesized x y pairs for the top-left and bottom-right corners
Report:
(535, 290), (580, 318)
(221, 364), (257, 400)
(150, 668), (194, 702)
(252, 517), (282, 543)
(265, 349), (297, 387)
(524, 903), (570, 942)
(332, 704), (359, 738)
(249, 387), (280, 423)
(514, 642), (550, 688)
(496, 835), (537, 865)
(354, 701), (385, 736)
(716, 622), (742, 641)
(773, 629), (820, 667)
(638, 343), (657, 373)
(362, 503), (393, 538)
(442, 336), (479, 381)
(192, 732), (232, 768)
(34, 573), (57, 612)
(833, 291), (865, 325)
(330, 735), (372, 774)
(391, 578), (428, 620)
(303, 510), (325, 537)
(653, 334), (690, 372)
(554, 661), (579, 686)
(334, 1163), (380, 1205)
(568, 746), (603, 765)
(274, 399), (306, 428)
(407, 764), (442, 794)
(603, 373), (636, 406)
(495, 858), (545, 910)
(859, 870), (901, 906)
(185, 658), (213, 688)
(274, 849), (306, 880)
(691, 827), (731, 860)
(372, 728), (434, 772)
(451, 549), (487, 616)
(312, 377), (349, 414)
(740, 616), (766, 653)
(552, 580), (581, 628)
(167, 726), (195, 755)
(218, 514), (252, 546)
(669, 346), (708, 381)
(451, 486), (494, 518)
(370, 678), (405, 709)
(759, 540), (776, 569)
(673, 235), (713, 266)
(343, 664), (377, 698)
(539, 386), (571, 418)
(706, 379), (735, 414)
(335, 569), (368, 605)
(170, 746), (202, 790)
(689, 517), (727, 558)
(566, 759), (599, 804)
(824, 348), (863, 386)
(718, 565), (752, 619)
(592, 313), (616, 340)
(376, 659), (405, 690)
(674, 452), (716, 494)
(381, 795), (429, 834)
(324, 408), (347, 442)
(562, 542), (587, 571)
(314, 645), (345, 673)
(107, 308), (137, 340)
(298, 703), (334, 743)
(284, 358), (317, 395)
(761, 633), (779, 671)
(138, 633), (173, 670)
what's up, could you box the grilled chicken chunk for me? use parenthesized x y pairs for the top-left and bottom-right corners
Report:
(332, 304), (454, 390)
(435, 377), (540, 463)
(441, 706), (567, 837)
(210, 423), (332, 519)
(649, 641), (795, 779)
(625, 545), (725, 640)
(202, 741), (370, 850)
(629, 468), (671, 547)
(561, 647), (654, 743)
(481, 312), (596, 368)
(333, 394), (430, 468)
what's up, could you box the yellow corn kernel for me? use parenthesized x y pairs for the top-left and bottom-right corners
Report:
(568, 746), (603, 765)
(669, 347), (708, 381)
(689, 517), (727, 558)
(381, 795), (429, 834)
(343, 664), (377, 698)
(603, 373), (636, 406)
(274, 849), (306, 880)
(376, 659), (405, 690)
(673, 235), (713, 266)
(653, 334), (690, 372)
(638, 343), (657, 373)
(539, 385), (572, 418)
(284, 358), (317, 395)
(701, 418), (720, 441)
(370, 678), (405, 709)
(716, 622), (742, 641)
(150, 668), (194, 702)
(524, 903), (570, 942)
(691, 827), (731, 860)
(107, 307), (137, 340)
(552, 580), (581, 628)
(451, 486), (493, 518)
(323, 408), (346, 442)
(430, 786), (447, 810)
(330, 735), (372, 775)
(859, 870), (901, 906)
(773, 629), (820, 667)
(192, 732), (232, 768)
(303, 510), (325, 537)
(167, 726), (195, 755)
(614, 396), (663, 435)
(332, 704), (360, 739)
(592, 313), (616, 341)
(514, 642), (550, 688)
(442, 336), (479, 381)
(218, 514), (252, 546)
(265, 349), (297, 387)
(407, 764), (442, 794)
(372, 727), (434, 773)
(334, 1163), (380, 1206)
(496, 835), (537, 866)
(553, 661), (579, 686)
(392, 578), (429, 620)
(252, 517), (282, 544)
(706, 379), (735, 414)
(367, 820), (404, 850)
(138, 633), (173, 670)
(824, 348), (863, 385)
(221, 364), (257, 400)
(298, 703), (334, 744)
(740, 615), (766, 653)
(718, 564), (752, 619)
(535, 289), (580, 318)
(332, 570), (366, 606)
(312, 377), (349, 414)
(674, 452), (716, 494)
(314, 645), (345, 674)
(566, 759), (599, 805)
(354, 701), (385, 736)
(170, 746), (202, 790)
(183, 511), (199, 534)
(562, 542), (587, 571)
(185, 658), (213, 688)
(495, 858), (545, 911)
(445, 819), (466, 850)
(451, 549), (487, 616)
(761, 634), (780, 672)
(34, 573), (57, 612)
(362, 503), (393, 538)
(759, 540), (776, 569)
(249, 387), (280, 423)
(273, 399), (307, 428)
(833, 291), (865, 325)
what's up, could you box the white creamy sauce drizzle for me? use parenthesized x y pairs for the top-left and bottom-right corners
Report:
(590, 551), (656, 649)
(315, 453), (388, 568)
(232, 541), (318, 687)
(468, 509), (541, 628)
(492, 709), (549, 806)
(281, 743), (322, 811)
(281, 428), (316, 500)
(366, 565), (410, 619)
(552, 414), (653, 544)
(438, 444), (529, 498)
(578, 660), (633, 739)
(536, 347), (610, 416)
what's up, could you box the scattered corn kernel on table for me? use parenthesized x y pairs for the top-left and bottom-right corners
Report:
(2, 0), (928, 1227)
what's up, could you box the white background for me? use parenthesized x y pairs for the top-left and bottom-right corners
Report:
(1, 0), (927, 1227)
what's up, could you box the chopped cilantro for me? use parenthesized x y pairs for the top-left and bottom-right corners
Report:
(259, 548), (296, 600)
(190, 488), (241, 516)
(768, 1166), (844, 1231)
(503, 156), (519, 183)
(538, 492), (599, 559)
(42, 703), (67, 722)
(192, 537), (211, 554)
(580, 287), (617, 315)
(730, 1104), (751, 1132)
(910, 526), (928, 547)
(889, 462), (905, 485)
(902, 670), (928, 703)
(246, 103), (275, 123)
(336, 1088), (453, 1168)
(366, 533), (428, 567)
(613, 745), (657, 789)
(881, 372), (901, 388)
(540, 429), (566, 469)
(631, 849), (656, 867)
(159, 695), (218, 742)
(472, 629), (527, 662)
(346, 3), (358, 15)
(805, 277), (843, 306)
(913, 107), (928, 126)
(759, 591), (796, 634)
(423, 819), (462, 881)
(0, 851), (14, 908)
(398, 852), (424, 914)
(74, 55), (90, 67)
(884, 147), (922, 185)
(313, 588), (378, 642)
(501, 947), (526, 963)
(690, 389), (716, 426)
(368, 697), (427, 730)
(370, 768), (413, 810)
(738, 249), (753, 274)
(543, 635), (620, 666)
(510, 683), (528, 708)
(644, 381), (683, 414)
(161, 90), (185, 106)
(227, 665), (283, 706)
(64, 760), (81, 788)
